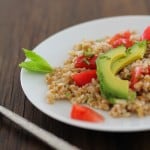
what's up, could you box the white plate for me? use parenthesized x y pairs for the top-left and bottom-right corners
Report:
(20, 15), (150, 132)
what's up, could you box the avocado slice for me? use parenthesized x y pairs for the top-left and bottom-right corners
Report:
(108, 89), (136, 104)
(96, 46), (130, 100)
(96, 41), (147, 104)
(111, 41), (147, 74)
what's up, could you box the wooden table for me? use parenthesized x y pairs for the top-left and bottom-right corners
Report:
(0, 0), (150, 149)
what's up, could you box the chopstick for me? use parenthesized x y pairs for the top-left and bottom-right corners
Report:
(0, 105), (80, 150)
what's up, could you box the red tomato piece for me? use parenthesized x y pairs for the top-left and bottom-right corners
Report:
(143, 65), (150, 75)
(124, 39), (133, 48)
(130, 66), (143, 90)
(72, 70), (97, 86)
(148, 66), (150, 74)
(142, 26), (150, 41)
(121, 31), (131, 39)
(75, 55), (97, 69)
(130, 66), (150, 89)
(143, 66), (150, 75)
(109, 31), (133, 48)
(111, 38), (133, 48)
(109, 33), (121, 46)
(71, 104), (104, 123)
(111, 38), (123, 48)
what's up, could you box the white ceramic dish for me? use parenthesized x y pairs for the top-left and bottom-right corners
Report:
(20, 15), (150, 132)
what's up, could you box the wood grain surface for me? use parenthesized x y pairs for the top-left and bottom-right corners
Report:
(0, 0), (150, 150)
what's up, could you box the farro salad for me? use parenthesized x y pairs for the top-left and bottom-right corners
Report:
(20, 26), (150, 123)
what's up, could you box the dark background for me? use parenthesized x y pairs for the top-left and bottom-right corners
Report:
(0, 0), (150, 150)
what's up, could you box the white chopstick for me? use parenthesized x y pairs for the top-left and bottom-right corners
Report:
(0, 105), (80, 150)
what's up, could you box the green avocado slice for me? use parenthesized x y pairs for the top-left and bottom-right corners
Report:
(96, 41), (147, 104)
(96, 46), (130, 100)
(108, 89), (136, 104)
(111, 41), (147, 74)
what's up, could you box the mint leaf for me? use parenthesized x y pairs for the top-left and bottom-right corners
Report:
(19, 49), (53, 73)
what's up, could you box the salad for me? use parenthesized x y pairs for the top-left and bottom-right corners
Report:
(20, 26), (150, 123)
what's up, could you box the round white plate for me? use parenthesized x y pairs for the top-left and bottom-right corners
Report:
(20, 15), (150, 132)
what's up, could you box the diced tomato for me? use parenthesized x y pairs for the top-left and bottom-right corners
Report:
(112, 38), (133, 48)
(75, 55), (97, 69)
(148, 66), (150, 74)
(142, 26), (150, 41)
(130, 66), (150, 89)
(72, 70), (97, 86)
(143, 65), (150, 75)
(121, 31), (131, 39)
(124, 39), (134, 48)
(71, 104), (104, 123)
(130, 66), (143, 90)
(109, 33), (121, 46)
(109, 31), (133, 48)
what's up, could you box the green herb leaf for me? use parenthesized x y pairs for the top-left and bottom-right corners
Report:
(19, 49), (53, 73)
(83, 48), (94, 57)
